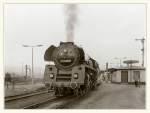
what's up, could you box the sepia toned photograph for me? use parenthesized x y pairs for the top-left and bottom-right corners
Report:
(4, 3), (146, 109)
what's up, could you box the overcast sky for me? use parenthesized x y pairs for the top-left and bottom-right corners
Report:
(4, 4), (146, 76)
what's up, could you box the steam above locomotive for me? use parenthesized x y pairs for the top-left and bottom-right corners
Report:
(44, 42), (100, 96)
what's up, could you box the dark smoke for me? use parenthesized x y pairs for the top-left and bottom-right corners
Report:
(64, 4), (78, 42)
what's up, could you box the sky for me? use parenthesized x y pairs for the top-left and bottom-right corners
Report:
(4, 4), (146, 77)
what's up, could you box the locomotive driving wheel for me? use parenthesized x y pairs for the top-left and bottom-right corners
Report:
(83, 72), (91, 95)
(54, 88), (59, 97)
(74, 88), (79, 96)
(91, 74), (98, 90)
(74, 87), (84, 96)
(54, 88), (65, 97)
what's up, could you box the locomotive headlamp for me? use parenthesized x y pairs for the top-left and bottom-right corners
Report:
(73, 73), (78, 79)
(49, 74), (54, 78)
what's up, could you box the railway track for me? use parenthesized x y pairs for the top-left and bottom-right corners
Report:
(5, 89), (53, 102)
(23, 96), (58, 109)
(5, 89), (80, 109)
(5, 88), (77, 109)
(23, 95), (74, 109)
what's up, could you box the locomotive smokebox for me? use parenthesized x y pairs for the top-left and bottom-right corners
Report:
(44, 42), (85, 70)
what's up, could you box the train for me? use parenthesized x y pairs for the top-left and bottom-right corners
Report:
(44, 42), (100, 96)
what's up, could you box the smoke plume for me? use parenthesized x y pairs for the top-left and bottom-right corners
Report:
(64, 4), (78, 42)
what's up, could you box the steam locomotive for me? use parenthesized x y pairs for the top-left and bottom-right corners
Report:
(44, 42), (100, 96)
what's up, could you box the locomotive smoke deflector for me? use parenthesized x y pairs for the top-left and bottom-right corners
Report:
(44, 45), (56, 61)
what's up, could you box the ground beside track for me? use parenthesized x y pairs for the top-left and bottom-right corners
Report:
(65, 82), (145, 109)
(5, 83), (45, 97)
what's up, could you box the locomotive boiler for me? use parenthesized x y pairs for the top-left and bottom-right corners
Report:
(44, 42), (100, 96)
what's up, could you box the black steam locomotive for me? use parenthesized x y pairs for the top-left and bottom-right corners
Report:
(44, 42), (100, 96)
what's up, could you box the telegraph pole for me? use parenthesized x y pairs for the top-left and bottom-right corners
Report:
(135, 37), (145, 67)
(32, 47), (34, 84)
(25, 65), (28, 80)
